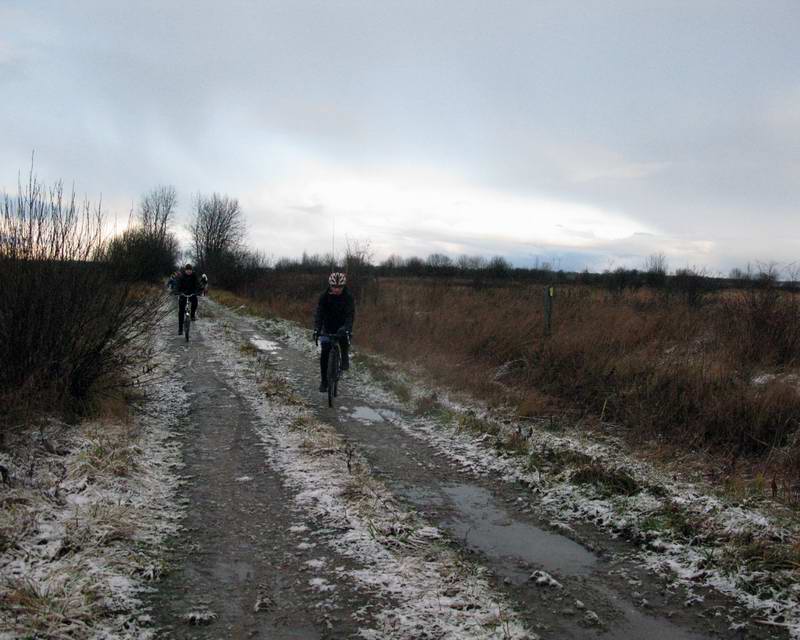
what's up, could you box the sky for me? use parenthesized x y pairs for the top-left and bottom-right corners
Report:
(1, 0), (798, 274)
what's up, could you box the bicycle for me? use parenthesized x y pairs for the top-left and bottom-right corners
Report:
(177, 292), (198, 342)
(315, 331), (351, 408)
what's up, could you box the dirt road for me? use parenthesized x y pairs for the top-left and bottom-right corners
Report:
(149, 300), (790, 639)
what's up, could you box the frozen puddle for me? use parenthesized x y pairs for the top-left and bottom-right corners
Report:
(251, 335), (280, 352)
(347, 405), (385, 424)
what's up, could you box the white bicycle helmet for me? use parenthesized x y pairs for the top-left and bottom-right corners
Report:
(328, 272), (347, 286)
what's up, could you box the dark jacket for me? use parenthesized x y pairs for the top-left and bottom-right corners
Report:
(176, 271), (201, 295)
(314, 287), (355, 334)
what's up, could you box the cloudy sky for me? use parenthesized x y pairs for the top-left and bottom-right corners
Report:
(1, 1), (798, 273)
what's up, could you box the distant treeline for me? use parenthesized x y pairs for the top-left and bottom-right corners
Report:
(260, 249), (799, 299)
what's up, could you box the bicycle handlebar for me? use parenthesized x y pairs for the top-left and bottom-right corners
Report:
(314, 330), (352, 346)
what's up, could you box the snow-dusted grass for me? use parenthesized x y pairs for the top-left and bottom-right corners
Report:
(204, 309), (536, 640)
(244, 310), (800, 639)
(0, 341), (186, 640)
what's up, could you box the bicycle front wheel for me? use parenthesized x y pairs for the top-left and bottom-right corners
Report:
(327, 345), (340, 408)
(184, 314), (190, 342)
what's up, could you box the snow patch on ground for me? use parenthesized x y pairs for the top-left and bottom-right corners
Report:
(0, 334), (187, 640)
(205, 305), (537, 640)
(253, 311), (800, 638)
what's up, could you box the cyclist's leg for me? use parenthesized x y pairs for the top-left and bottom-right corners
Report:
(320, 339), (331, 390)
(178, 296), (187, 333)
(339, 336), (350, 370)
(190, 295), (198, 320)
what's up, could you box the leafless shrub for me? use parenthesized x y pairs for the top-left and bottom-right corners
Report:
(0, 172), (167, 439)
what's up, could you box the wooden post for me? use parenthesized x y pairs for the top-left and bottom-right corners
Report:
(544, 286), (554, 335)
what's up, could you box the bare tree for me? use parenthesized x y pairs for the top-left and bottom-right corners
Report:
(189, 193), (245, 269)
(344, 238), (373, 271)
(381, 254), (405, 272)
(456, 255), (486, 271)
(644, 253), (668, 288)
(426, 253), (452, 268)
(139, 185), (177, 239)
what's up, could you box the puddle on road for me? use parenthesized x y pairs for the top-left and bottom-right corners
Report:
(347, 406), (385, 424)
(408, 483), (596, 582)
(401, 483), (711, 640)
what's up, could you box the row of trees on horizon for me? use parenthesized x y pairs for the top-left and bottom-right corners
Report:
(3, 174), (796, 295)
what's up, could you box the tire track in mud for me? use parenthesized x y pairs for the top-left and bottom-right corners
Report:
(208, 300), (787, 640)
(149, 320), (382, 639)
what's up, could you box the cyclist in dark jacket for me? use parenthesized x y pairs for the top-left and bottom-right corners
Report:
(167, 271), (179, 292)
(174, 263), (201, 334)
(313, 272), (355, 392)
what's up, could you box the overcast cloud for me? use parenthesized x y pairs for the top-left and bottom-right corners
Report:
(1, 1), (798, 273)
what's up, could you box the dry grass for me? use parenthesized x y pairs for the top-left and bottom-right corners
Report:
(62, 502), (136, 551)
(225, 277), (800, 493)
(0, 498), (36, 555)
(570, 463), (640, 497)
(1, 576), (102, 638)
(71, 423), (139, 478)
(239, 340), (259, 356)
(258, 367), (304, 405)
(0, 414), (163, 638)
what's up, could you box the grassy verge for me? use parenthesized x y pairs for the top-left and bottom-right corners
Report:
(0, 402), (175, 638)
(215, 277), (800, 500)
(217, 288), (800, 626)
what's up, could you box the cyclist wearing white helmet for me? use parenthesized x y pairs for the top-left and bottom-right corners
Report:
(313, 272), (355, 392)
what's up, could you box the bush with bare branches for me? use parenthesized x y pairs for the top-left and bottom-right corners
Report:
(0, 174), (167, 439)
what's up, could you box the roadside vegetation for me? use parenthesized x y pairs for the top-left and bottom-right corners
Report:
(0, 170), (190, 637)
(0, 176), (181, 444)
(219, 251), (800, 501)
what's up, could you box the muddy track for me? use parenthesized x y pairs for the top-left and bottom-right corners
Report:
(150, 300), (787, 639)
(149, 324), (382, 639)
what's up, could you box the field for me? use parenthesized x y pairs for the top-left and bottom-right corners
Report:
(227, 273), (800, 497)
